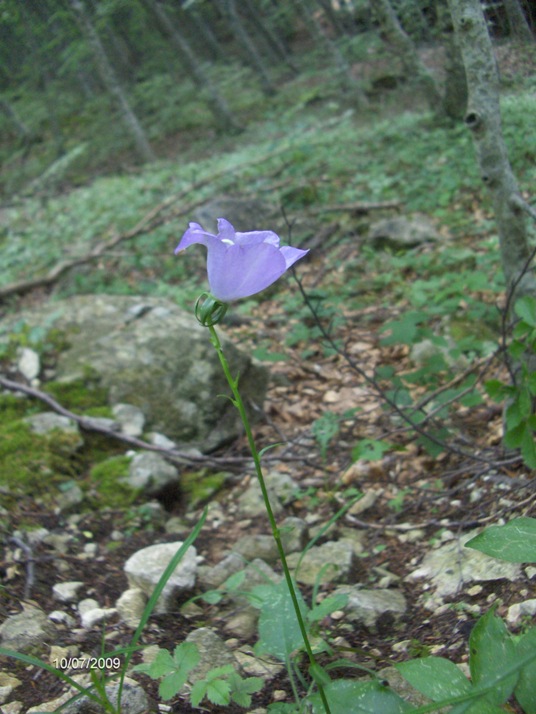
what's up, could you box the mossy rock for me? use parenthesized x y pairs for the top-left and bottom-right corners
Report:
(180, 469), (229, 508)
(89, 455), (140, 508)
(0, 393), (44, 422)
(0, 419), (82, 501)
(46, 373), (110, 414)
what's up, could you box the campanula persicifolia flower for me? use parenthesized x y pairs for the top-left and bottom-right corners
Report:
(175, 218), (308, 302)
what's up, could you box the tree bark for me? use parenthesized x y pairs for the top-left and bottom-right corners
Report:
(371, 0), (443, 114)
(138, 0), (241, 134)
(294, 0), (368, 105)
(0, 98), (30, 140)
(503, 0), (534, 43)
(69, 0), (155, 163)
(240, 0), (298, 72)
(447, 0), (535, 301)
(218, 0), (277, 96)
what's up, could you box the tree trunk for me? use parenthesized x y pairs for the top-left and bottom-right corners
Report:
(0, 98), (30, 140)
(442, 29), (468, 120)
(503, 0), (534, 43)
(371, 0), (443, 114)
(218, 0), (276, 96)
(240, 0), (298, 72)
(187, 8), (227, 61)
(69, 0), (155, 163)
(447, 0), (535, 302)
(138, 0), (241, 134)
(294, 0), (368, 105)
(18, 1), (66, 158)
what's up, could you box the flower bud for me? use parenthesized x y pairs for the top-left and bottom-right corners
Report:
(195, 293), (229, 326)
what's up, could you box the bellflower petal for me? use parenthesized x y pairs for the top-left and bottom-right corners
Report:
(175, 218), (309, 302)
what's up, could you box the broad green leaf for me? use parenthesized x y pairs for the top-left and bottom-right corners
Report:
(223, 569), (246, 591)
(133, 648), (175, 679)
(205, 677), (232, 706)
(514, 626), (536, 714)
(465, 517), (536, 563)
(228, 673), (264, 708)
(520, 426), (536, 469)
(397, 656), (471, 700)
(352, 438), (392, 462)
(484, 379), (511, 401)
(309, 679), (415, 714)
(308, 594), (348, 623)
(138, 642), (199, 700)
(200, 590), (224, 604)
(255, 579), (309, 660)
(469, 610), (518, 705)
(515, 296), (536, 327)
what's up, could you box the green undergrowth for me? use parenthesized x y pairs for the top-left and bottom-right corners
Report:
(1, 79), (534, 305)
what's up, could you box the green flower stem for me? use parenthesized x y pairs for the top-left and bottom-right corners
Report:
(207, 324), (332, 714)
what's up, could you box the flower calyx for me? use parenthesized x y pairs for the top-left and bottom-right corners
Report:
(195, 293), (229, 326)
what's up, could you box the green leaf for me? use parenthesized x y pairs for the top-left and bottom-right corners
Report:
(469, 609), (518, 705)
(484, 379), (511, 401)
(205, 677), (232, 706)
(228, 673), (264, 707)
(515, 296), (536, 327)
(200, 590), (224, 604)
(223, 569), (246, 591)
(134, 642), (200, 700)
(397, 656), (471, 700)
(308, 594), (348, 623)
(255, 579), (310, 660)
(514, 626), (536, 714)
(465, 517), (536, 562)
(352, 438), (391, 462)
(309, 679), (414, 714)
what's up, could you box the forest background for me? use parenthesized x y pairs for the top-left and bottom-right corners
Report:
(0, 1), (536, 713)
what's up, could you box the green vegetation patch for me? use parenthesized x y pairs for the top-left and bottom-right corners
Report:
(89, 455), (140, 508)
(0, 419), (81, 498)
(180, 469), (228, 508)
(46, 375), (110, 415)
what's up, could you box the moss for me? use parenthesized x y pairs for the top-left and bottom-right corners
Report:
(180, 469), (228, 508)
(0, 393), (43, 422)
(0, 420), (80, 499)
(89, 455), (140, 508)
(46, 374), (109, 413)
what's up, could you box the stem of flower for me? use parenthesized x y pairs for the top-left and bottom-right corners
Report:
(207, 323), (332, 714)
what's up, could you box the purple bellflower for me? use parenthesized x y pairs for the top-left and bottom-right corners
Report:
(175, 218), (309, 303)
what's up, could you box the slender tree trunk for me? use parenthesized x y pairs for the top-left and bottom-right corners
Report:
(440, 6), (468, 122)
(218, 0), (277, 96)
(0, 98), (30, 139)
(447, 0), (535, 302)
(69, 0), (155, 163)
(19, 1), (66, 157)
(138, 0), (241, 134)
(503, 0), (534, 43)
(371, 0), (443, 114)
(240, 0), (298, 73)
(315, 0), (347, 37)
(295, 0), (368, 105)
(187, 8), (227, 61)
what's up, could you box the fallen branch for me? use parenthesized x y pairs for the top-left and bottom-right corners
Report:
(304, 200), (401, 215)
(0, 374), (244, 469)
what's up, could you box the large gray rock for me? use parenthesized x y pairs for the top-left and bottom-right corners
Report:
(124, 541), (198, 613)
(13, 295), (269, 451)
(0, 604), (57, 654)
(367, 215), (441, 250)
(406, 530), (522, 603)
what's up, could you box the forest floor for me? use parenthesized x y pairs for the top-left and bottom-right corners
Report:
(1, 41), (535, 714)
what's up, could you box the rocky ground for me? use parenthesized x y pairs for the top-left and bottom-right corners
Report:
(1, 230), (534, 713)
(1, 41), (536, 710)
